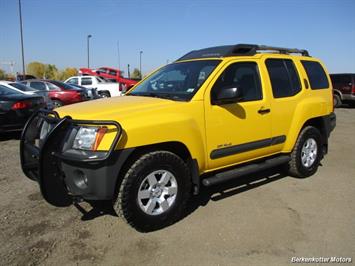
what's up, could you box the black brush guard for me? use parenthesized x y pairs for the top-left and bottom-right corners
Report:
(20, 109), (121, 207)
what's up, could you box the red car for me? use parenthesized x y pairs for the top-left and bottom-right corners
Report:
(79, 67), (139, 89)
(22, 80), (86, 108)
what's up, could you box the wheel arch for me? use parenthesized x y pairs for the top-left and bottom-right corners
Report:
(333, 89), (343, 99)
(113, 141), (200, 197)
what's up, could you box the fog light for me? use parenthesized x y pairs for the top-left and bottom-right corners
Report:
(73, 170), (88, 189)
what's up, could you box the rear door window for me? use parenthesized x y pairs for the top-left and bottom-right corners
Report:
(30, 81), (47, 91)
(265, 59), (301, 98)
(81, 78), (93, 85)
(301, 61), (329, 89)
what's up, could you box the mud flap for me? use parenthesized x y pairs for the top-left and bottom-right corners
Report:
(38, 118), (72, 207)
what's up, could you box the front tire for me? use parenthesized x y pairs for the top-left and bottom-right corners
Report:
(287, 126), (322, 178)
(113, 151), (191, 232)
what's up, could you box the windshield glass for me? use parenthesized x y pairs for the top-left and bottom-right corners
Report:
(9, 82), (36, 92)
(128, 60), (220, 101)
(49, 80), (79, 90)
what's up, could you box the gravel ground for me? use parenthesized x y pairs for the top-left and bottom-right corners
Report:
(0, 108), (354, 266)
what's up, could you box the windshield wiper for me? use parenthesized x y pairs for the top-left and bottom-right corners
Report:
(128, 92), (185, 101)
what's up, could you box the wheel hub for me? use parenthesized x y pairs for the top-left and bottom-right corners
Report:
(151, 186), (163, 197)
(301, 138), (317, 168)
(137, 170), (178, 216)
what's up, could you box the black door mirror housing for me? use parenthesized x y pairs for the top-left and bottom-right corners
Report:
(212, 86), (243, 105)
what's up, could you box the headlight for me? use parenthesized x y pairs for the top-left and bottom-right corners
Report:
(72, 126), (107, 151)
(40, 120), (53, 140)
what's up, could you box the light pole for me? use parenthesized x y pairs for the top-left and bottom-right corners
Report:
(18, 0), (25, 76)
(139, 51), (143, 79)
(87, 34), (92, 68)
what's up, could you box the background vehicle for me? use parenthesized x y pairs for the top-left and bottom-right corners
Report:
(0, 85), (45, 133)
(79, 67), (138, 89)
(68, 84), (100, 100)
(21, 44), (336, 232)
(65, 76), (122, 97)
(22, 79), (86, 108)
(16, 74), (37, 81)
(330, 73), (355, 107)
(0, 81), (53, 110)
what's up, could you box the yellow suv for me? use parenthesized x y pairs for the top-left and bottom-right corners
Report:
(21, 44), (336, 232)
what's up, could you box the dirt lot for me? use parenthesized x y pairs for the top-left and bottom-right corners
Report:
(0, 108), (354, 266)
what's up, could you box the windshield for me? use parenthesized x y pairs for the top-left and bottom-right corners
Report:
(9, 82), (36, 92)
(0, 85), (18, 96)
(49, 80), (79, 90)
(128, 60), (220, 101)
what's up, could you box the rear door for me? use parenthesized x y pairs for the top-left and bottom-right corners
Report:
(263, 57), (303, 151)
(332, 74), (352, 95)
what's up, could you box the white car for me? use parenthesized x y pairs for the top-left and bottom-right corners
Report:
(0, 80), (36, 95)
(64, 76), (122, 97)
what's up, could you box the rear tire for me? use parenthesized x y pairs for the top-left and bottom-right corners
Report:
(287, 126), (322, 178)
(113, 151), (191, 232)
(333, 94), (342, 108)
(99, 91), (110, 98)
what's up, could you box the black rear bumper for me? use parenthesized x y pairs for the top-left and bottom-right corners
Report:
(20, 110), (129, 207)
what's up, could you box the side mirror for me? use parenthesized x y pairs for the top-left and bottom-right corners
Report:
(212, 86), (243, 105)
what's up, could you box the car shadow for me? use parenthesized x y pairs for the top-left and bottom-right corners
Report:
(74, 166), (288, 226)
(337, 103), (355, 109)
(185, 167), (286, 215)
(0, 131), (21, 141)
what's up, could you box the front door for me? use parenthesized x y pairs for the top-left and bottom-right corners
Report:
(205, 60), (272, 170)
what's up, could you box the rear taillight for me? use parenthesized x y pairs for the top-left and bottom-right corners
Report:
(352, 84), (355, 95)
(11, 100), (32, 110)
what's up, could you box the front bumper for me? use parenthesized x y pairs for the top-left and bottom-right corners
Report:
(20, 110), (130, 207)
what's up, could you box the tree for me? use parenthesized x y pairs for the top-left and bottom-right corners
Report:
(57, 67), (78, 81)
(131, 68), (141, 79)
(27, 61), (45, 78)
(44, 64), (58, 79)
(0, 68), (5, 80)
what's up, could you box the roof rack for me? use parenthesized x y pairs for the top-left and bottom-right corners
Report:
(177, 44), (310, 61)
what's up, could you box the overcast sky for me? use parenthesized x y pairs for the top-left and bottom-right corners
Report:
(1, 0), (354, 75)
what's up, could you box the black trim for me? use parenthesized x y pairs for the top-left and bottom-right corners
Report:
(188, 159), (200, 195)
(20, 109), (127, 205)
(203, 155), (291, 186)
(210, 135), (286, 159)
(322, 112), (336, 138)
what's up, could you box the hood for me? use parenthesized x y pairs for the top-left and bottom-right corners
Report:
(55, 96), (185, 122)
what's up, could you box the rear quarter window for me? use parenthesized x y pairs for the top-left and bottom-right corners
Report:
(301, 61), (329, 89)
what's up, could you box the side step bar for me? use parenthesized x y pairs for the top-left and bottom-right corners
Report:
(202, 155), (290, 187)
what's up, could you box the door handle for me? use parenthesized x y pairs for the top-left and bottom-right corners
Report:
(258, 107), (271, 114)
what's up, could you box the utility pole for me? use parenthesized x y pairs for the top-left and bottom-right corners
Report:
(18, 0), (25, 76)
(127, 64), (130, 78)
(87, 34), (92, 68)
(117, 40), (121, 70)
(139, 51), (143, 79)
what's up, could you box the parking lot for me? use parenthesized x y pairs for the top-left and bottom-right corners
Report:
(0, 107), (354, 265)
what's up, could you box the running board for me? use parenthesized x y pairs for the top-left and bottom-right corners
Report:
(202, 155), (290, 187)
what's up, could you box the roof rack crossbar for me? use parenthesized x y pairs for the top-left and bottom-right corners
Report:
(230, 44), (310, 57)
